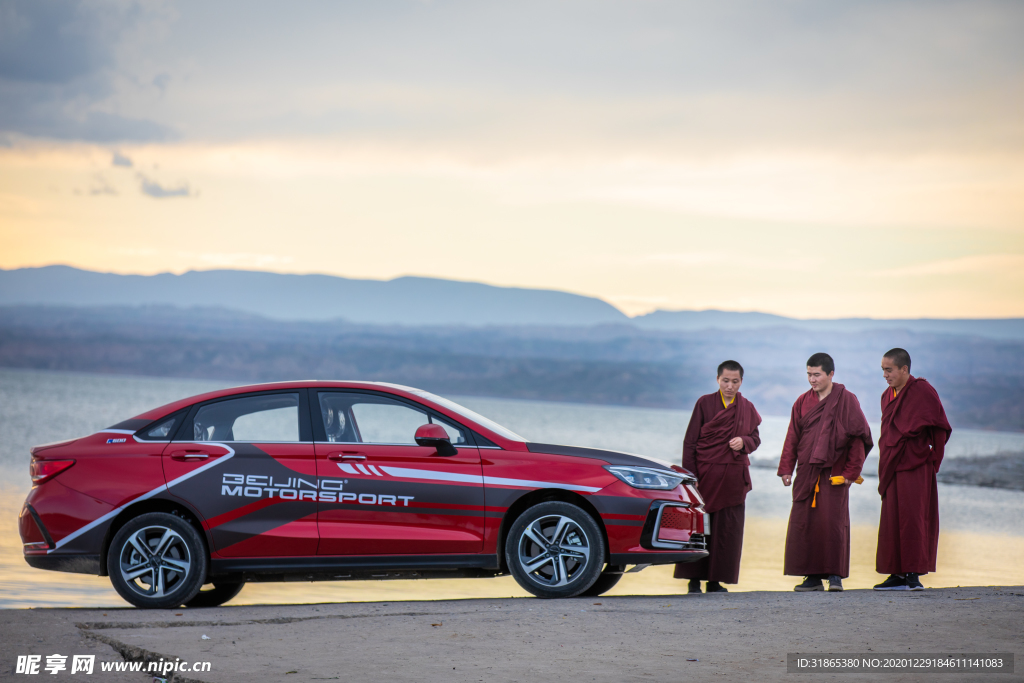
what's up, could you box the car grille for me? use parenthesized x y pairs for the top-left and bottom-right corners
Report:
(659, 505), (691, 530)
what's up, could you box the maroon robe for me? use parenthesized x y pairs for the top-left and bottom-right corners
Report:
(876, 376), (951, 575)
(675, 391), (761, 584)
(778, 384), (872, 578)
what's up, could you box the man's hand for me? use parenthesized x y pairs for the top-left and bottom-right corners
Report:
(728, 437), (744, 452)
(843, 478), (853, 486)
(781, 474), (792, 486)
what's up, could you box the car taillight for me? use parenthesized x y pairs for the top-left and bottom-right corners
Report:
(30, 459), (75, 484)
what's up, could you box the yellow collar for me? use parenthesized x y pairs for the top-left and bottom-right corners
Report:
(720, 391), (734, 409)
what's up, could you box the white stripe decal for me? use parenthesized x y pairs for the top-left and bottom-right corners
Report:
(381, 466), (484, 484)
(379, 466), (602, 492)
(49, 444), (235, 553)
(483, 476), (602, 493)
(164, 445), (236, 489)
(355, 464), (371, 475)
(98, 429), (135, 435)
(338, 463), (359, 474)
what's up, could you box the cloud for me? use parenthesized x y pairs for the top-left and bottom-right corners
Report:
(152, 73), (171, 94)
(874, 254), (1024, 278)
(645, 252), (725, 267)
(96, 0), (1018, 159)
(138, 174), (192, 198)
(0, 0), (111, 84)
(0, 0), (175, 142)
(111, 247), (294, 269)
(88, 174), (117, 196)
(0, 104), (175, 142)
(111, 150), (132, 167)
(641, 251), (817, 273)
(3, 0), (1024, 156)
(196, 252), (294, 268)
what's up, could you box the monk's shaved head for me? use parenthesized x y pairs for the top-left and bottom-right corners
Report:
(883, 347), (911, 372)
(881, 348), (912, 391)
(718, 360), (744, 378)
(806, 352), (834, 375)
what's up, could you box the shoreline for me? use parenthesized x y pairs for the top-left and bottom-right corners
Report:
(751, 452), (1024, 491)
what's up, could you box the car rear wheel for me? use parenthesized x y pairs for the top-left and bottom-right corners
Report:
(107, 512), (207, 609)
(185, 580), (245, 607)
(505, 501), (605, 599)
(579, 564), (624, 596)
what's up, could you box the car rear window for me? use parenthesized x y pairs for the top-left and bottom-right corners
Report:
(140, 410), (187, 441)
(192, 393), (300, 442)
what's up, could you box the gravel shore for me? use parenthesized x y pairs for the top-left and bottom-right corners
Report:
(2, 586), (1020, 682)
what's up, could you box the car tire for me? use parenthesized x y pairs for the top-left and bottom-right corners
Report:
(107, 512), (207, 609)
(579, 565), (624, 597)
(505, 501), (605, 599)
(185, 580), (245, 608)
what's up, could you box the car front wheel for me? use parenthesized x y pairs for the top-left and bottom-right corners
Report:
(185, 581), (245, 608)
(580, 564), (625, 596)
(107, 512), (207, 609)
(505, 501), (605, 599)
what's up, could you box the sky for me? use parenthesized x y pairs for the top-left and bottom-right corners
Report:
(1, 0), (1023, 318)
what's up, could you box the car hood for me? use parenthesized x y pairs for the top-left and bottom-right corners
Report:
(525, 443), (686, 473)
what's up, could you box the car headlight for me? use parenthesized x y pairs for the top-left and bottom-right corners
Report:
(605, 465), (686, 490)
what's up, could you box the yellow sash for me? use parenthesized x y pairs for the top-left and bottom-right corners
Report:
(812, 476), (865, 507)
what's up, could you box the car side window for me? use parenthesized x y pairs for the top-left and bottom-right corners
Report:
(352, 403), (426, 444)
(192, 393), (300, 442)
(317, 392), (467, 445)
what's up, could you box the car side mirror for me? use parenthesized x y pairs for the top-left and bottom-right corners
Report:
(414, 424), (458, 456)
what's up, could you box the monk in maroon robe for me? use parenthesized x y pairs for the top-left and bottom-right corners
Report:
(874, 348), (951, 591)
(675, 360), (761, 593)
(778, 353), (872, 592)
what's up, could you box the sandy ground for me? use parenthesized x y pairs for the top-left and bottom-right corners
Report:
(1, 586), (1020, 683)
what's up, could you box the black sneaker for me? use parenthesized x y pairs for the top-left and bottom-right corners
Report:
(905, 573), (925, 591)
(794, 576), (824, 592)
(827, 575), (843, 592)
(873, 574), (909, 591)
(688, 579), (702, 594)
(706, 581), (728, 593)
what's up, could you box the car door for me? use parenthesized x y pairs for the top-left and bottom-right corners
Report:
(164, 390), (318, 558)
(313, 390), (484, 556)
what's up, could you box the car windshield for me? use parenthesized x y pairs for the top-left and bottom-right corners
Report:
(405, 389), (525, 442)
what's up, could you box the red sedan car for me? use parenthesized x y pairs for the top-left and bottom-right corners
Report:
(20, 381), (708, 608)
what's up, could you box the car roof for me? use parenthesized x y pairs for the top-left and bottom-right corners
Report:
(127, 380), (525, 447)
(130, 381), (420, 420)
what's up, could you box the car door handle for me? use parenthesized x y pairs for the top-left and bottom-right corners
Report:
(170, 450), (211, 461)
(327, 452), (367, 462)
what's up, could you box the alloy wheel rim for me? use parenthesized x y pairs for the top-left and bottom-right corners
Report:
(517, 514), (591, 587)
(118, 525), (191, 598)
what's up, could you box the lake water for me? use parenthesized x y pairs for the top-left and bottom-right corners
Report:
(1, 368), (1022, 608)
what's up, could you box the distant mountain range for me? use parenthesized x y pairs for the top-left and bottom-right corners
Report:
(0, 266), (625, 327)
(2, 305), (1021, 430)
(2, 266), (1022, 339)
(636, 310), (1024, 339)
